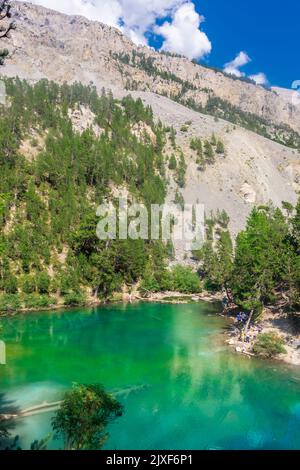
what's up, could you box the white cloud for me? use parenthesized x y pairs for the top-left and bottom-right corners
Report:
(29, 0), (123, 27)
(224, 51), (251, 77)
(224, 52), (268, 86)
(155, 3), (212, 60)
(117, 0), (187, 46)
(249, 72), (268, 86)
(26, 0), (211, 58)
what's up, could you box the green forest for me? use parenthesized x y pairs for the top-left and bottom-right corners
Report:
(194, 203), (300, 319)
(0, 79), (176, 311)
(0, 79), (299, 319)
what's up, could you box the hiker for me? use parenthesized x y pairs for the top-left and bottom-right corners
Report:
(222, 296), (228, 309)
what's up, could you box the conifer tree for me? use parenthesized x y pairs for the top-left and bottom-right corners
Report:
(216, 140), (225, 155)
(204, 140), (215, 164)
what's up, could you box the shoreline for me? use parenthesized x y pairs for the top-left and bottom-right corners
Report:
(0, 298), (103, 317)
(224, 307), (300, 366)
(1, 291), (300, 367)
(0, 291), (222, 317)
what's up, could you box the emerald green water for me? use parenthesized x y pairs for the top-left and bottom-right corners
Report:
(1, 302), (300, 450)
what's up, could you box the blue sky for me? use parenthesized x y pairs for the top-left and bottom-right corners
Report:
(194, 0), (300, 88)
(148, 0), (300, 89)
(29, 0), (299, 89)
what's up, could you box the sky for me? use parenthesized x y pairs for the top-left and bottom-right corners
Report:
(26, 0), (300, 89)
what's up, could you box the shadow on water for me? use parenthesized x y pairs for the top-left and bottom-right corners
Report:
(0, 393), (20, 450)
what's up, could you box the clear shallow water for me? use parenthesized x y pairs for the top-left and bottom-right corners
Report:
(1, 302), (300, 450)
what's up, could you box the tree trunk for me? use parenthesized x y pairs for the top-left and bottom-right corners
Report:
(244, 309), (254, 334)
(224, 284), (232, 303)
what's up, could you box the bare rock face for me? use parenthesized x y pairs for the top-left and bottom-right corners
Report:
(239, 183), (257, 204)
(135, 92), (299, 242)
(131, 121), (157, 146)
(3, 1), (134, 89)
(68, 106), (102, 136)
(2, 1), (300, 135)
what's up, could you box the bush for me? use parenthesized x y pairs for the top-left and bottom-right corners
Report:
(140, 275), (161, 294)
(176, 153), (187, 188)
(58, 270), (81, 296)
(0, 294), (21, 313)
(168, 154), (177, 170)
(23, 294), (53, 309)
(174, 190), (184, 209)
(190, 138), (203, 157)
(140, 265), (201, 294)
(165, 266), (201, 294)
(21, 275), (36, 294)
(204, 141), (215, 164)
(36, 272), (51, 294)
(216, 140), (225, 154)
(2, 274), (18, 294)
(63, 292), (86, 306)
(253, 332), (286, 358)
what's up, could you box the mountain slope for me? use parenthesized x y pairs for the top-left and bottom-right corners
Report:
(0, 79), (176, 309)
(1, 1), (299, 260)
(2, 1), (300, 138)
(134, 92), (299, 244)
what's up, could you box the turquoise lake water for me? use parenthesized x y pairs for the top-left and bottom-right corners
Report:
(1, 301), (300, 450)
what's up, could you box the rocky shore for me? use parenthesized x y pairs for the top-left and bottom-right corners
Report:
(225, 308), (300, 366)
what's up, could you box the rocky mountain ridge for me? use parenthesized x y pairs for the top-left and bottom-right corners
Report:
(2, 1), (299, 138)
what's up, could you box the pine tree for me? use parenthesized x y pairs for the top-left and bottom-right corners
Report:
(204, 140), (215, 164)
(216, 140), (225, 155)
(176, 152), (187, 188)
(232, 207), (290, 311)
(170, 127), (177, 149)
(168, 154), (177, 170)
(211, 133), (217, 146)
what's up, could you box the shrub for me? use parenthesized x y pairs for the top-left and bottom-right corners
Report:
(174, 190), (185, 209)
(253, 332), (286, 358)
(211, 133), (217, 146)
(176, 153), (187, 188)
(216, 140), (225, 154)
(30, 138), (38, 148)
(23, 294), (53, 309)
(3, 274), (18, 294)
(0, 294), (21, 313)
(21, 275), (36, 294)
(166, 266), (201, 294)
(168, 154), (177, 170)
(204, 140), (215, 164)
(140, 275), (161, 294)
(36, 272), (51, 294)
(190, 138), (203, 157)
(63, 292), (86, 306)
